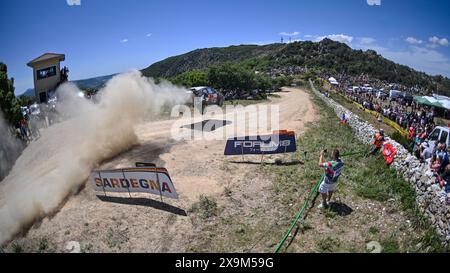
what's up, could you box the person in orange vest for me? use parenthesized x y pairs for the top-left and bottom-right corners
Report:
(369, 129), (385, 155)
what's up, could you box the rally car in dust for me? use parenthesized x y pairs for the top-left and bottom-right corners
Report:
(187, 86), (224, 108)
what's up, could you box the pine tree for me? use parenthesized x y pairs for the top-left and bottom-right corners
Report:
(0, 62), (21, 127)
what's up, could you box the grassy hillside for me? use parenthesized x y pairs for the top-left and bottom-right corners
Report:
(73, 74), (115, 90)
(142, 44), (283, 78)
(141, 39), (450, 95)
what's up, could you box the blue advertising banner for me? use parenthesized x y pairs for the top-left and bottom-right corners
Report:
(224, 130), (297, 155)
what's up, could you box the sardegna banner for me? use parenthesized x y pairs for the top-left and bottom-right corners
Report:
(89, 167), (178, 199)
(224, 130), (297, 155)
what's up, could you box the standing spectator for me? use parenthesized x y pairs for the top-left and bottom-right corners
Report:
(431, 143), (450, 174)
(19, 116), (30, 141)
(369, 129), (385, 155)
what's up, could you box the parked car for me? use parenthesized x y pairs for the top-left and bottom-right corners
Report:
(30, 103), (41, 116)
(377, 91), (389, 100)
(21, 106), (29, 117)
(389, 90), (404, 100)
(424, 126), (450, 155)
(404, 93), (414, 104)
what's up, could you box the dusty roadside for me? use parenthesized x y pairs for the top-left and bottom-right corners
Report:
(3, 87), (315, 253)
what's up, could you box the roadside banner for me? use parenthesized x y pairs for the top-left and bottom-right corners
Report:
(90, 167), (178, 199)
(382, 143), (397, 166)
(224, 130), (297, 155)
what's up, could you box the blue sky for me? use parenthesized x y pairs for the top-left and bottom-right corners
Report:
(1, 0), (450, 95)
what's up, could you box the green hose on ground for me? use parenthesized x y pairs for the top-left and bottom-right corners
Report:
(273, 174), (325, 253)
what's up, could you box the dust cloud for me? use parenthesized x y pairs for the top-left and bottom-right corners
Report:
(0, 112), (24, 181)
(0, 71), (189, 245)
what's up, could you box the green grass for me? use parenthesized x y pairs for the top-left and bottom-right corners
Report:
(190, 195), (219, 219)
(381, 237), (401, 253)
(369, 226), (380, 235)
(37, 237), (53, 253)
(316, 237), (342, 253)
(105, 227), (129, 250)
(267, 93), (281, 98)
(12, 243), (23, 253)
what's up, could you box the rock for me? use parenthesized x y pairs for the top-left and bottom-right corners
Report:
(65, 241), (81, 253)
(420, 176), (429, 183)
(366, 241), (382, 253)
(430, 184), (441, 193)
(265, 242), (277, 248)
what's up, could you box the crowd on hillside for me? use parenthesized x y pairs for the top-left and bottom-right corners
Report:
(326, 72), (430, 95)
(345, 90), (436, 131)
(267, 66), (307, 78)
(341, 84), (439, 151)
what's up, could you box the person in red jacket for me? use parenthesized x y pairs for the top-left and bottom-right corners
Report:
(408, 126), (416, 150)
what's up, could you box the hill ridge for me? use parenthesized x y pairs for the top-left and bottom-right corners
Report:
(142, 39), (450, 95)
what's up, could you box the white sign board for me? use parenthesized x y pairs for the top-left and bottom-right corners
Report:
(90, 167), (178, 199)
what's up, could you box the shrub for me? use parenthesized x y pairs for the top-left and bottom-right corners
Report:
(191, 195), (218, 219)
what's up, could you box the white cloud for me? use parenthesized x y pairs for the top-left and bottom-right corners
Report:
(120, 39), (129, 43)
(316, 34), (354, 45)
(359, 37), (376, 45)
(66, 0), (81, 6)
(352, 39), (450, 77)
(367, 0), (381, 6)
(288, 39), (301, 44)
(146, 33), (152, 37)
(379, 46), (450, 77)
(428, 36), (449, 47)
(279, 31), (300, 36)
(405, 37), (423, 45)
(249, 40), (278, 45)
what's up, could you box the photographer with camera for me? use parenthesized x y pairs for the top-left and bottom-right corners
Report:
(317, 149), (345, 209)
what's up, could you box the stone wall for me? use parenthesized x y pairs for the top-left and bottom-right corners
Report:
(309, 80), (450, 246)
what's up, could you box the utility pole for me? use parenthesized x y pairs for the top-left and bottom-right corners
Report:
(281, 37), (284, 43)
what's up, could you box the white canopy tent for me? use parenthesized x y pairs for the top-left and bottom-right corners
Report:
(328, 77), (339, 85)
(434, 94), (450, 110)
(414, 95), (450, 110)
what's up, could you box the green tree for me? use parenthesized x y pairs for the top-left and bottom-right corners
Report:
(207, 62), (256, 91)
(254, 73), (272, 90)
(0, 62), (21, 126)
(172, 70), (209, 87)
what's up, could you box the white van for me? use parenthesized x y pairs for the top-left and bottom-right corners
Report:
(389, 90), (404, 100)
(425, 126), (450, 153)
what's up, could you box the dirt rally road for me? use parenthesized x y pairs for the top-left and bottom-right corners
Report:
(4, 87), (316, 252)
